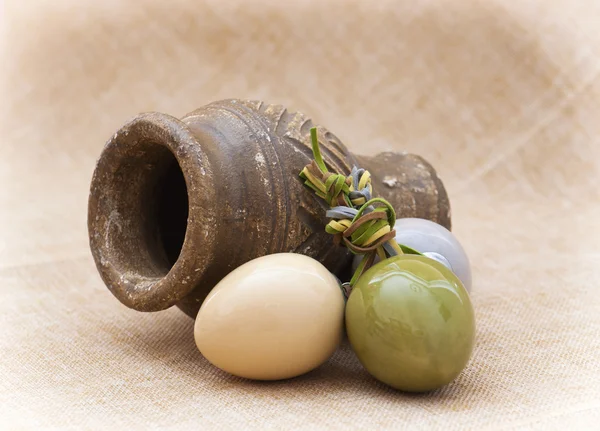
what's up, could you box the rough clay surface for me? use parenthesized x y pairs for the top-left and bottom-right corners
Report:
(88, 99), (449, 317)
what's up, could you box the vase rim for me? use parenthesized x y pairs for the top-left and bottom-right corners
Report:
(88, 112), (217, 313)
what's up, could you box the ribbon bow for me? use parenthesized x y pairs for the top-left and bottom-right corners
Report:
(300, 128), (404, 286)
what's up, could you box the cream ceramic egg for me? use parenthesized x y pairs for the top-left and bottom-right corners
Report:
(194, 253), (345, 380)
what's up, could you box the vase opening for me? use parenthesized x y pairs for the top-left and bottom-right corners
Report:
(104, 138), (190, 280)
(89, 112), (219, 311)
(156, 153), (189, 267)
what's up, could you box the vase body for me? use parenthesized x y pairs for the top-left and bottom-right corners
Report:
(88, 99), (450, 317)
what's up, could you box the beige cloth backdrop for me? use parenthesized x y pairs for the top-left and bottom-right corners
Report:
(2, 0), (600, 429)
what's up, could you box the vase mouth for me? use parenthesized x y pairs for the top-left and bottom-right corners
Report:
(88, 112), (216, 312)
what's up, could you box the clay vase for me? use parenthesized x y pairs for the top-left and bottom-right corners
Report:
(88, 99), (450, 317)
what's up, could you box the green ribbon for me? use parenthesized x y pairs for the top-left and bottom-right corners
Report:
(300, 127), (421, 287)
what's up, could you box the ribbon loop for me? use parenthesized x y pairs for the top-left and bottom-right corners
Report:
(299, 128), (405, 286)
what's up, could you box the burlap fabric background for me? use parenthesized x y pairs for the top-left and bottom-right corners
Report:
(2, 0), (600, 429)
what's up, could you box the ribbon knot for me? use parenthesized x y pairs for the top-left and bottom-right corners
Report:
(300, 160), (351, 207)
(347, 166), (372, 207)
(299, 128), (405, 286)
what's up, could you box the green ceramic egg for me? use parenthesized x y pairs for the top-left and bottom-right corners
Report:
(346, 254), (475, 392)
